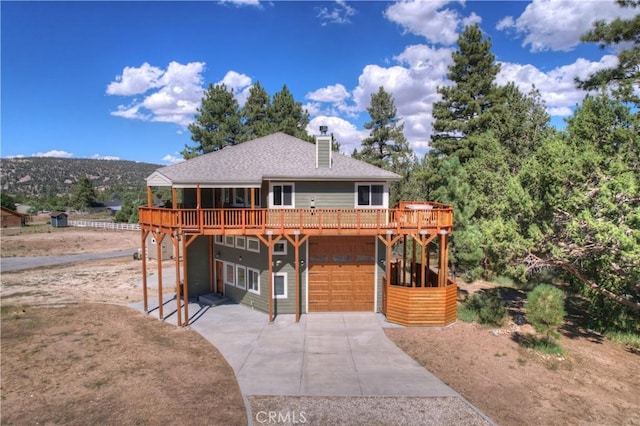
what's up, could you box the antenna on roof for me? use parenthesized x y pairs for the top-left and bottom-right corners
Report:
(319, 125), (328, 135)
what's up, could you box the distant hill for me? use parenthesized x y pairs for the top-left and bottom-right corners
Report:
(0, 157), (161, 198)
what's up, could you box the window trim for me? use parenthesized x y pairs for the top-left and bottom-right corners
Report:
(247, 267), (260, 295)
(354, 182), (388, 209)
(272, 272), (288, 299)
(247, 237), (260, 253)
(235, 236), (246, 250)
(224, 262), (235, 286)
(225, 235), (235, 247)
(236, 265), (247, 290)
(269, 182), (295, 209)
(273, 241), (287, 256)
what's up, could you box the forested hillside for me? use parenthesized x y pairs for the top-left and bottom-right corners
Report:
(0, 157), (160, 198)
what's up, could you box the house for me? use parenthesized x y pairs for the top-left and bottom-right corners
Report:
(139, 132), (455, 327)
(50, 212), (68, 227)
(1, 206), (29, 228)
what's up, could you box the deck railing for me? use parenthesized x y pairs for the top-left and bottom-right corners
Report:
(139, 204), (453, 236)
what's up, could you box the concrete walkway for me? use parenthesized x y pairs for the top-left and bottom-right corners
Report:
(131, 297), (493, 424)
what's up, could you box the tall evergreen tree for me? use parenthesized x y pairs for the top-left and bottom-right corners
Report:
(268, 85), (312, 141)
(182, 83), (243, 159)
(353, 86), (412, 205)
(70, 176), (97, 212)
(431, 24), (501, 162)
(242, 81), (273, 139)
(577, 0), (639, 105)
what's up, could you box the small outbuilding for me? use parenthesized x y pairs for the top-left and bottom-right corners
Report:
(1, 207), (29, 228)
(50, 212), (68, 228)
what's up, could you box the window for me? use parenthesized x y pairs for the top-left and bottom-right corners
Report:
(356, 183), (385, 207)
(225, 235), (235, 247)
(247, 268), (260, 294)
(247, 237), (260, 253)
(235, 236), (246, 250)
(236, 265), (247, 289)
(224, 262), (235, 286)
(214, 235), (223, 245)
(273, 241), (287, 255)
(270, 183), (294, 208)
(272, 272), (287, 299)
(235, 188), (246, 206)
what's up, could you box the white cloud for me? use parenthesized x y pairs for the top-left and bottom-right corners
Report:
(317, 0), (357, 26)
(218, 71), (253, 106)
(497, 55), (619, 116)
(307, 116), (366, 155)
(90, 154), (120, 160)
(497, 0), (637, 52)
(349, 44), (454, 152)
(33, 150), (74, 158)
(107, 61), (206, 126)
(384, 0), (469, 45)
(162, 153), (185, 165)
(306, 84), (350, 103)
(218, 0), (261, 7)
(106, 63), (163, 96)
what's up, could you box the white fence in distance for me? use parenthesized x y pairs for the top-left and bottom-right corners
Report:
(69, 220), (140, 232)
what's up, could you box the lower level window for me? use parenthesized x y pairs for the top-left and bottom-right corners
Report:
(272, 272), (287, 299)
(248, 268), (260, 294)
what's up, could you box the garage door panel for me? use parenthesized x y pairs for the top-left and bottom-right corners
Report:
(308, 236), (375, 312)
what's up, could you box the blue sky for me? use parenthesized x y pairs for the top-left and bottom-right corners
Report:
(1, 1), (634, 165)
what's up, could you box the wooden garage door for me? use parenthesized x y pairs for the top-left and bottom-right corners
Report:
(308, 236), (375, 312)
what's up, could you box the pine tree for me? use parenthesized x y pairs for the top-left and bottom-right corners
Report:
(242, 81), (273, 139)
(70, 176), (97, 212)
(577, 0), (639, 105)
(353, 86), (412, 205)
(182, 83), (243, 158)
(268, 85), (312, 141)
(431, 24), (501, 162)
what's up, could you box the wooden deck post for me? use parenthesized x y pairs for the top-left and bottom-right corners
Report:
(172, 233), (182, 327)
(147, 186), (153, 206)
(209, 236), (214, 293)
(420, 234), (427, 288)
(141, 230), (149, 312)
(154, 232), (165, 320)
(268, 234), (273, 322)
(183, 235), (190, 325)
(285, 234), (309, 322)
(438, 231), (449, 287)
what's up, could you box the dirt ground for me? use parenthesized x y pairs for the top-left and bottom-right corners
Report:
(1, 228), (246, 425)
(2, 228), (639, 425)
(386, 283), (640, 425)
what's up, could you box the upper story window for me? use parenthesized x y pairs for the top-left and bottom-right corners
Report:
(224, 188), (260, 208)
(356, 183), (386, 208)
(270, 183), (294, 208)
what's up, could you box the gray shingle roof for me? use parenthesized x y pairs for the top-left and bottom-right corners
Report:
(148, 132), (400, 186)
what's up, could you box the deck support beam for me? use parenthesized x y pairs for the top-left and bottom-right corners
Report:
(284, 234), (310, 322)
(152, 231), (166, 320)
(438, 232), (449, 287)
(171, 233), (182, 327)
(141, 229), (149, 312)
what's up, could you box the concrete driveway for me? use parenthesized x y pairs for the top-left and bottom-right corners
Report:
(131, 298), (493, 424)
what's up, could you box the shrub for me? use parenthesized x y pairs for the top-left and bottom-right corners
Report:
(526, 284), (566, 343)
(457, 302), (477, 323)
(465, 289), (508, 326)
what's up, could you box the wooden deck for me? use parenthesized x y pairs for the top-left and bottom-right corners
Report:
(384, 277), (457, 326)
(139, 205), (453, 236)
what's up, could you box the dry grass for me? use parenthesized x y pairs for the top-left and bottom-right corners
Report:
(1, 303), (247, 425)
